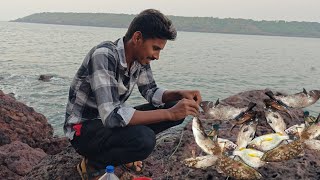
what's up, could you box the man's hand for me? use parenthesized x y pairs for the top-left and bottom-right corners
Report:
(178, 90), (202, 105)
(167, 98), (200, 120)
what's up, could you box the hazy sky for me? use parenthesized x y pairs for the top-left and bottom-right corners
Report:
(1, 0), (319, 22)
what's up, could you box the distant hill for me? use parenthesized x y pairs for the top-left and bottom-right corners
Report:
(12, 12), (320, 38)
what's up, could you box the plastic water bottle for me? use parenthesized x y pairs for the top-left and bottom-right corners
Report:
(98, 165), (119, 180)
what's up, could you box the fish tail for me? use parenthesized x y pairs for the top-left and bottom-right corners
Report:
(316, 113), (320, 123)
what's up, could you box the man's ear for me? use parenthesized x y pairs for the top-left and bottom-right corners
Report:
(132, 31), (143, 45)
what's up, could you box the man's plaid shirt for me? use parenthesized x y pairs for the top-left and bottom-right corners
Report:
(64, 37), (166, 140)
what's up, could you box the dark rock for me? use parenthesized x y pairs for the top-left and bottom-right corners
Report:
(0, 91), (55, 149)
(25, 145), (82, 180)
(0, 141), (47, 178)
(0, 90), (69, 179)
(0, 130), (11, 146)
(38, 74), (54, 82)
(8, 93), (16, 99)
(0, 165), (22, 180)
(38, 137), (69, 155)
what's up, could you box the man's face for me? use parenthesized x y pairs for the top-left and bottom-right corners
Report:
(135, 37), (167, 65)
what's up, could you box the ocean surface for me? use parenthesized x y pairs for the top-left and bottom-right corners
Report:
(0, 21), (319, 136)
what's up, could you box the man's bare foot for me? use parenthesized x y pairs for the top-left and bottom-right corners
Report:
(123, 161), (144, 173)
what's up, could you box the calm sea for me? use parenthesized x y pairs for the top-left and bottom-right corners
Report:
(0, 21), (319, 136)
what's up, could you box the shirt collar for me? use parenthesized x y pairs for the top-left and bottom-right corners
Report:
(116, 37), (141, 72)
(116, 37), (128, 68)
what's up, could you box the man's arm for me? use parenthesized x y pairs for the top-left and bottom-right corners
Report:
(163, 90), (202, 104)
(128, 98), (199, 125)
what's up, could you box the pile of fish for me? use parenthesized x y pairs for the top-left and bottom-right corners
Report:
(183, 89), (320, 179)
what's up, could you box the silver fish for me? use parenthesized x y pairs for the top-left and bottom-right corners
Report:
(236, 118), (258, 150)
(199, 100), (256, 121)
(233, 148), (266, 169)
(274, 89), (320, 108)
(183, 155), (219, 169)
(192, 117), (222, 155)
(265, 109), (287, 135)
(248, 133), (289, 152)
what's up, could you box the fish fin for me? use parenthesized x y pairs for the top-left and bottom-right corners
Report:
(265, 91), (276, 100)
(303, 88), (308, 95)
(229, 121), (236, 132)
(234, 112), (245, 121)
(199, 101), (214, 112)
(247, 102), (257, 111)
(214, 99), (220, 107)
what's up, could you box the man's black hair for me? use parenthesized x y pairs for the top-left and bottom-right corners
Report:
(125, 9), (177, 41)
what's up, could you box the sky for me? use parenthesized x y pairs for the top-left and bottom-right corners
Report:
(1, 0), (320, 22)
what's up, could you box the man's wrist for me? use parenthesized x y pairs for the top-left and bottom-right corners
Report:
(163, 109), (174, 121)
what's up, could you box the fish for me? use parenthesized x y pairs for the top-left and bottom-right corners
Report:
(216, 155), (262, 180)
(247, 133), (289, 152)
(236, 118), (259, 150)
(233, 148), (266, 169)
(192, 117), (222, 155)
(199, 100), (256, 121)
(261, 140), (304, 162)
(230, 110), (257, 132)
(264, 91), (289, 110)
(183, 155), (219, 169)
(268, 89), (320, 108)
(217, 138), (237, 152)
(263, 98), (293, 119)
(300, 115), (320, 140)
(206, 124), (220, 141)
(285, 124), (306, 139)
(264, 98), (289, 112)
(206, 126), (237, 152)
(265, 109), (287, 135)
(303, 139), (320, 152)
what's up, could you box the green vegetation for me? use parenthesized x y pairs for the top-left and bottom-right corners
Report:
(12, 12), (320, 38)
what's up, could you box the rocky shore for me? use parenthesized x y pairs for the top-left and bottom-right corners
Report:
(0, 89), (319, 180)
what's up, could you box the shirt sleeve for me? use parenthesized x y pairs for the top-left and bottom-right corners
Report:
(137, 64), (166, 107)
(88, 47), (135, 127)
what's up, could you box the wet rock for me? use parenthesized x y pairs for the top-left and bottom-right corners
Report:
(38, 74), (54, 82)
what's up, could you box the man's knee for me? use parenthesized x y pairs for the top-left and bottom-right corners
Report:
(133, 126), (156, 159)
